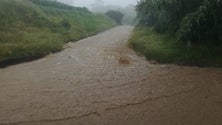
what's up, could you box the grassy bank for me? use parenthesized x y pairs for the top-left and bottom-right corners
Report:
(0, 0), (115, 67)
(129, 26), (222, 67)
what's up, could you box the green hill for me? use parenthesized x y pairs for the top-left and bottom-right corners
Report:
(0, 0), (115, 66)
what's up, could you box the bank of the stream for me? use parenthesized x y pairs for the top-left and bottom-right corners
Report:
(0, 0), (115, 67)
(129, 26), (222, 67)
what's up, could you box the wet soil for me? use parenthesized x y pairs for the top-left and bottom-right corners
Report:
(0, 26), (222, 125)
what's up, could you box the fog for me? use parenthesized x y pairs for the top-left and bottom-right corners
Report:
(57, 0), (138, 26)
(57, 0), (137, 8)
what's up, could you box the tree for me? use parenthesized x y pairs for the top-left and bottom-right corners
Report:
(136, 0), (203, 32)
(105, 10), (124, 24)
(122, 5), (137, 25)
(177, 0), (222, 44)
(136, 0), (222, 45)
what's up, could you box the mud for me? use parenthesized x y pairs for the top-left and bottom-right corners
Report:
(0, 26), (222, 125)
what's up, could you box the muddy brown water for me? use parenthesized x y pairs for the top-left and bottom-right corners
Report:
(0, 26), (222, 125)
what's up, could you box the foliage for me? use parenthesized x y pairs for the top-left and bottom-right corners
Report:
(30, 0), (90, 13)
(177, 0), (222, 44)
(133, 0), (222, 66)
(90, 3), (137, 26)
(136, 0), (203, 33)
(136, 0), (222, 45)
(0, 0), (115, 66)
(105, 10), (124, 24)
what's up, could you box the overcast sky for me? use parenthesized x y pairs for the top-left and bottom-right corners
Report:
(57, 0), (137, 8)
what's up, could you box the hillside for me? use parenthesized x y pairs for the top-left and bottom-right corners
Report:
(0, 0), (115, 66)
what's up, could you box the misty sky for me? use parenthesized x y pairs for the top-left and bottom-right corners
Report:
(58, 0), (137, 8)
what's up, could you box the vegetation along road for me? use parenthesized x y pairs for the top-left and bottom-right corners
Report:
(0, 26), (222, 125)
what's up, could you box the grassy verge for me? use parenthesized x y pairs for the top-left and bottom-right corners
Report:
(129, 26), (222, 67)
(0, 0), (115, 67)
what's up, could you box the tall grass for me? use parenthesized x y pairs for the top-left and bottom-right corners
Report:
(129, 26), (222, 67)
(0, 0), (115, 66)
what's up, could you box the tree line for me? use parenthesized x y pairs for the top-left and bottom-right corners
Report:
(136, 0), (222, 45)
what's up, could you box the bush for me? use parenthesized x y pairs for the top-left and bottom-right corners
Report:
(177, 0), (222, 45)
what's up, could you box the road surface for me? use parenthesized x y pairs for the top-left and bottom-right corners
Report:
(0, 26), (222, 125)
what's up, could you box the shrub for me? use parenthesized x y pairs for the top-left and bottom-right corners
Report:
(177, 0), (222, 45)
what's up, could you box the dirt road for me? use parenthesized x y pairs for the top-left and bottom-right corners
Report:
(0, 26), (222, 125)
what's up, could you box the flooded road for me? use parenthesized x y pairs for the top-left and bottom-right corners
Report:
(0, 26), (222, 125)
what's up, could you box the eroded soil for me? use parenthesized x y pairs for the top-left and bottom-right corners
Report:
(0, 26), (222, 125)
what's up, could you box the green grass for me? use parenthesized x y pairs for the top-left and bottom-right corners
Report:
(0, 0), (115, 66)
(129, 26), (222, 67)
